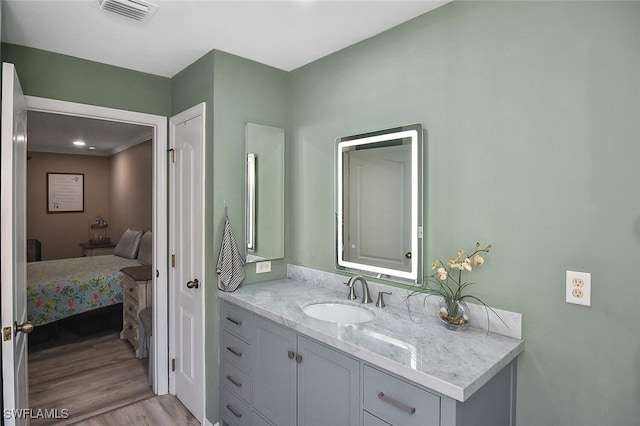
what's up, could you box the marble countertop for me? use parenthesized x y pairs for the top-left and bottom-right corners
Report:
(218, 278), (524, 402)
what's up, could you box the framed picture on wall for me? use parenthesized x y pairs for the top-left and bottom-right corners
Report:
(47, 173), (84, 213)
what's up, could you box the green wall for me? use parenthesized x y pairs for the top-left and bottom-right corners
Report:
(171, 49), (289, 423)
(289, 1), (640, 425)
(2, 43), (171, 116)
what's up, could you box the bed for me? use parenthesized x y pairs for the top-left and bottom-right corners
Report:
(26, 255), (141, 327)
(26, 229), (152, 328)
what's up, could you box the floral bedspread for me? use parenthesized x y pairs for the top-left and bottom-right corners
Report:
(27, 255), (141, 327)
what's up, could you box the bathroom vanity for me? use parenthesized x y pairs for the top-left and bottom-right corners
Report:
(219, 278), (523, 426)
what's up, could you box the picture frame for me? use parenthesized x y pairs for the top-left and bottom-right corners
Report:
(47, 173), (84, 213)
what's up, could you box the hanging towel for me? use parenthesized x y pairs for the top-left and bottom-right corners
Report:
(216, 216), (246, 292)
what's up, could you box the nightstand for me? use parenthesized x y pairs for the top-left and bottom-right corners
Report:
(80, 241), (116, 256)
(120, 265), (153, 358)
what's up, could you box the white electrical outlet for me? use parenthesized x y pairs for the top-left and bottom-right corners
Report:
(566, 270), (591, 306)
(256, 261), (271, 274)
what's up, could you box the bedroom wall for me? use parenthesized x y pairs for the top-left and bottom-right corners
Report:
(26, 152), (111, 260)
(26, 141), (153, 260)
(110, 140), (153, 243)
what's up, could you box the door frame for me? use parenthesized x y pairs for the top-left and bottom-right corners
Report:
(24, 96), (169, 394)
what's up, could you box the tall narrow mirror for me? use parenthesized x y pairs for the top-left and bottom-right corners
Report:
(336, 124), (423, 282)
(245, 123), (285, 263)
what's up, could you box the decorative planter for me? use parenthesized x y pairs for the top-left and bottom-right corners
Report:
(438, 298), (470, 331)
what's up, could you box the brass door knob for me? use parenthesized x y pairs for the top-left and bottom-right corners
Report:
(14, 321), (34, 336)
(187, 279), (199, 289)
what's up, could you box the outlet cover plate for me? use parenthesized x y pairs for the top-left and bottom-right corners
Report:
(566, 270), (591, 306)
(256, 261), (272, 274)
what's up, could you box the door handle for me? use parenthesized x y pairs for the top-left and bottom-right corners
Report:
(14, 321), (34, 336)
(405, 252), (412, 259)
(186, 278), (199, 289)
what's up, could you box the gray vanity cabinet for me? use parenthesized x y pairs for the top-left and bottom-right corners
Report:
(252, 316), (297, 426)
(220, 299), (517, 426)
(221, 300), (360, 426)
(252, 312), (360, 426)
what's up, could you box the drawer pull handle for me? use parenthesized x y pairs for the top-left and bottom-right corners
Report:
(377, 392), (416, 415)
(128, 306), (133, 312)
(226, 346), (242, 357)
(129, 288), (134, 292)
(225, 404), (242, 419)
(226, 316), (243, 326)
(226, 375), (242, 388)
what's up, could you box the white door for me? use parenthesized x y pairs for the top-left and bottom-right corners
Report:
(1, 63), (31, 425)
(169, 103), (205, 422)
(346, 144), (412, 272)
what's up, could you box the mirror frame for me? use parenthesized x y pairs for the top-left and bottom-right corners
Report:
(335, 124), (423, 282)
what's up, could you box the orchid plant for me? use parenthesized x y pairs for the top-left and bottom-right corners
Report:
(408, 242), (505, 330)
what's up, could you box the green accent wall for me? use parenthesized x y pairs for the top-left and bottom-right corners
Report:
(1, 43), (171, 116)
(4, 1), (639, 424)
(289, 1), (640, 425)
(171, 49), (289, 423)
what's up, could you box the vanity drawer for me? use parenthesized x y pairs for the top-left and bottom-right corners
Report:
(364, 411), (391, 426)
(221, 388), (250, 426)
(223, 330), (252, 373)
(124, 294), (139, 316)
(222, 359), (251, 403)
(222, 301), (253, 341)
(363, 365), (440, 426)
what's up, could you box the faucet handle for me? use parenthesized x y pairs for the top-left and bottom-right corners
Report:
(376, 291), (392, 308)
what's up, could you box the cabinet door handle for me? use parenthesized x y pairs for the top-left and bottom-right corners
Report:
(295, 354), (303, 363)
(226, 316), (242, 326)
(288, 350), (295, 359)
(225, 404), (242, 418)
(377, 392), (416, 415)
(226, 346), (242, 357)
(226, 375), (242, 388)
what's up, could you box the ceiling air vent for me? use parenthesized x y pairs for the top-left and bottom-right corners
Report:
(98, 0), (158, 22)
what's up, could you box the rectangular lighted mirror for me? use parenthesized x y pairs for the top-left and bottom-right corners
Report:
(336, 124), (423, 282)
(245, 123), (285, 263)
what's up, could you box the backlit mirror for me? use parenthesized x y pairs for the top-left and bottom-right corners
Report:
(336, 124), (423, 282)
(245, 123), (285, 263)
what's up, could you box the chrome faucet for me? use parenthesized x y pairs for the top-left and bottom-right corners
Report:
(347, 275), (372, 304)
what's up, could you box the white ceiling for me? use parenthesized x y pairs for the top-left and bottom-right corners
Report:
(27, 111), (152, 156)
(2, 0), (449, 77)
(4, 0), (450, 155)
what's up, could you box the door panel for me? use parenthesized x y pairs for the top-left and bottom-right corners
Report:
(1, 62), (30, 425)
(346, 145), (412, 272)
(170, 104), (205, 422)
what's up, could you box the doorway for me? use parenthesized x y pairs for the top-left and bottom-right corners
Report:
(23, 96), (169, 396)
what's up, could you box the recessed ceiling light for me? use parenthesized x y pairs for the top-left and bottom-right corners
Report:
(73, 140), (86, 146)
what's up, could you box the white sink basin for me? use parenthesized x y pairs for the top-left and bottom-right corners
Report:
(302, 301), (376, 324)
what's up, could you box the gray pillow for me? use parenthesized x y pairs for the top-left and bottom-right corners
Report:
(137, 231), (153, 265)
(113, 229), (143, 259)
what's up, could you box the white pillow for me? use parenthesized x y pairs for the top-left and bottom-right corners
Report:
(137, 231), (153, 265)
(113, 229), (143, 259)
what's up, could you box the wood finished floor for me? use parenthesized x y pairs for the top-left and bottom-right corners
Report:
(28, 333), (198, 425)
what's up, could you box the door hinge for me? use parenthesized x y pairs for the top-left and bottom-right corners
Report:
(168, 148), (175, 163)
(171, 254), (176, 267)
(172, 358), (176, 372)
(3, 326), (12, 342)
